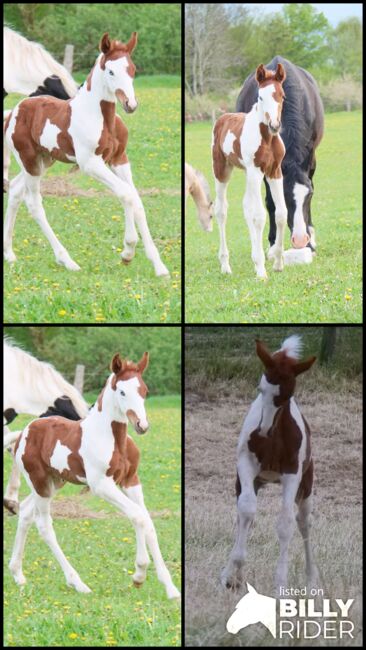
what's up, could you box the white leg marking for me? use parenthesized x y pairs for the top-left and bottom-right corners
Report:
(4, 173), (25, 263)
(244, 167), (267, 278)
(125, 484), (180, 599)
(292, 183), (310, 248)
(266, 177), (287, 271)
(33, 494), (91, 592)
(23, 175), (80, 270)
(296, 495), (318, 588)
(275, 474), (301, 595)
(9, 494), (35, 585)
(214, 178), (232, 274)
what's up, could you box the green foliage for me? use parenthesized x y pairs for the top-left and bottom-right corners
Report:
(4, 396), (181, 646)
(4, 326), (181, 395)
(4, 82), (181, 324)
(185, 326), (362, 386)
(4, 3), (181, 75)
(185, 112), (362, 323)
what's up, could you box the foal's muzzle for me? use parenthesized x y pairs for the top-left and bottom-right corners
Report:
(268, 121), (281, 135)
(126, 409), (149, 435)
(116, 89), (138, 114)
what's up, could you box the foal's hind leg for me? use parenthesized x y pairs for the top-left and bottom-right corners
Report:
(23, 174), (81, 270)
(214, 175), (232, 274)
(111, 161), (169, 276)
(296, 495), (318, 589)
(9, 494), (35, 585)
(4, 173), (25, 263)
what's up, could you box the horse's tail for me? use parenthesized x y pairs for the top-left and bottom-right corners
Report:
(3, 429), (20, 449)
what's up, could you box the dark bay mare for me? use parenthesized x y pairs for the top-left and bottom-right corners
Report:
(237, 56), (324, 254)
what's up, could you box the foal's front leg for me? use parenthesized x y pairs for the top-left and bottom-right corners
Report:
(265, 176), (287, 271)
(124, 482), (180, 599)
(214, 177), (232, 274)
(111, 162), (169, 277)
(243, 167), (267, 279)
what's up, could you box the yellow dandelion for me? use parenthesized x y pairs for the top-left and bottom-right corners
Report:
(58, 309), (67, 317)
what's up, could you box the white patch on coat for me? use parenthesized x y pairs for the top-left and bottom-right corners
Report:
(259, 376), (280, 434)
(223, 131), (237, 156)
(50, 440), (71, 473)
(240, 108), (262, 166)
(289, 397), (308, 465)
(280, 335), (303, 359)
(40, 119), (61, 150)
(292, 183), (309, 240)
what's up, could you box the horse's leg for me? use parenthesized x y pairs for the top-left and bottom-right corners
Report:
(91, 476), (178, 598)
(264, 177), (277, 249)
(296, 495), (318, 589)
(214, 173), (232, 274)
(23, 174), (80, 270)
(124, 482), (180, 599)
(4, 172), (25, 263)
(244, 167), (267, 278)
(265, 176), (287, 271)
(9, 494), (35, 585)
(4, 451), (22, 514)
(33, 493), (91, 592)
(307, 160), (316, 249)
(221, 455), (258, 590)
(276, 474), (300, 596)
(111, 161), (169, 276)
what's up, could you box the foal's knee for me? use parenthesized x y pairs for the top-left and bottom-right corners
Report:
(237, 490), (256, 521)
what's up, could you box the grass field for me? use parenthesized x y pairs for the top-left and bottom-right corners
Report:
(185, 111), (362, 323)
(4, 76), (181, 324)
(4, 394), (181, 647)
(185, 360), (362, 646)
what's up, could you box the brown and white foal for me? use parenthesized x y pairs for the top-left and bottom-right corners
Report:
(222, 336), (318, 595)
(212, 63), (287, 278)
(9, 352), (180, 598)
(4, 32), (168, 276)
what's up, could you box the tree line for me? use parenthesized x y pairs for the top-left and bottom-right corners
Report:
(4, 2), (181, 75)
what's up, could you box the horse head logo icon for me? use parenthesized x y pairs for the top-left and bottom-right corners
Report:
(227, 583), (276, 637)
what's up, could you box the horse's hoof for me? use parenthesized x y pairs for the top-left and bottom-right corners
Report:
(121, 256), (132, 265)
(4, 498), (19, 515)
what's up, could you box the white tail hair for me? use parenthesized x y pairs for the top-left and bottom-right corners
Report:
(280, 334), (303, 359)
(4, 26), (78, 97)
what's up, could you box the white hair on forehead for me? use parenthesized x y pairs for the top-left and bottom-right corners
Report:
(280, 335), (303, 359)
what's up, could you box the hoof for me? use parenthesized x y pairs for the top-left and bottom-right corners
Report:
(121, 256), (132, 265)
(4, 498), (19, 515)
(133, 579), (144, 588)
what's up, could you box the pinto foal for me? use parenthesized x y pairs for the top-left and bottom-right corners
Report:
(9, 352), (180, 599)
(212, 63), (287, 278)
(4, 32), (168, 276)
(222, 336), (318, 595)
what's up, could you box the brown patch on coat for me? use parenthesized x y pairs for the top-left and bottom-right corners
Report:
(107, 423), (141, 487)
(248, 403), (302, 475)
(212, 113), (245, 182)
(97, 380), (107, 411)
(21, 417), (86, 497)
(253, 123), (285, 178)
(10, 97), (74, 176)
(95, 105), (129, 165)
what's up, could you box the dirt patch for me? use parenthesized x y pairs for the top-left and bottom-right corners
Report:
(49, 494), (175, 520)
(39, 175), (180, 198)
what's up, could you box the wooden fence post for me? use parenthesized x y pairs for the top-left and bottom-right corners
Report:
(74, 364), (85, 394)
(63, 44), (74, 73)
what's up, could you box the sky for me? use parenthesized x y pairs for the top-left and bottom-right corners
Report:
(244, 3), (363, 26)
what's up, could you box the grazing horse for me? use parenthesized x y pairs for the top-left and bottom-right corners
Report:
(185, 162), (213, 232)
(9, 352), (180, 598)
(212, 63), (287, 278)
(4, 32), (169, 276)
(237, 56), (324, 258)
(4, 338), (89, 514)
(222, 335), (318, 595)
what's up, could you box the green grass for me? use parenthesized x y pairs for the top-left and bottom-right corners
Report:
(185, 111), (362, 323)
(4, 395), (181, 647)
(4, 79), (181, 323)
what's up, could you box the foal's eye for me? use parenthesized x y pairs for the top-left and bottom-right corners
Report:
(109, 70), (114, 76)
(120, 390), (125, 396)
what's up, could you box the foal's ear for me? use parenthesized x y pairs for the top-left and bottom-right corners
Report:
(293, 356), (316, 376)
(100, 32), (111, 54)
(111, 353), (125, 374)
(126, 32), (138, 53)
(255, 339), (274, 368)
(275, 62), (286, 84)
(137, 351), (149, 374)
(256, 64), (266, 84)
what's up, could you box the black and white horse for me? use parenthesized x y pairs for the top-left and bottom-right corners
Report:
(236, 56), (324, 262)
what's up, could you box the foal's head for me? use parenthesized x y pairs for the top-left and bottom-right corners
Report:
(110, 352), (149, 434)
(255, 335), (316, 406)
(99, 32), (138, 113)
(255, 63), (286, 135)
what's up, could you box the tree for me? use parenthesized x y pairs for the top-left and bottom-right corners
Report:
(319, 327), (337, 365)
